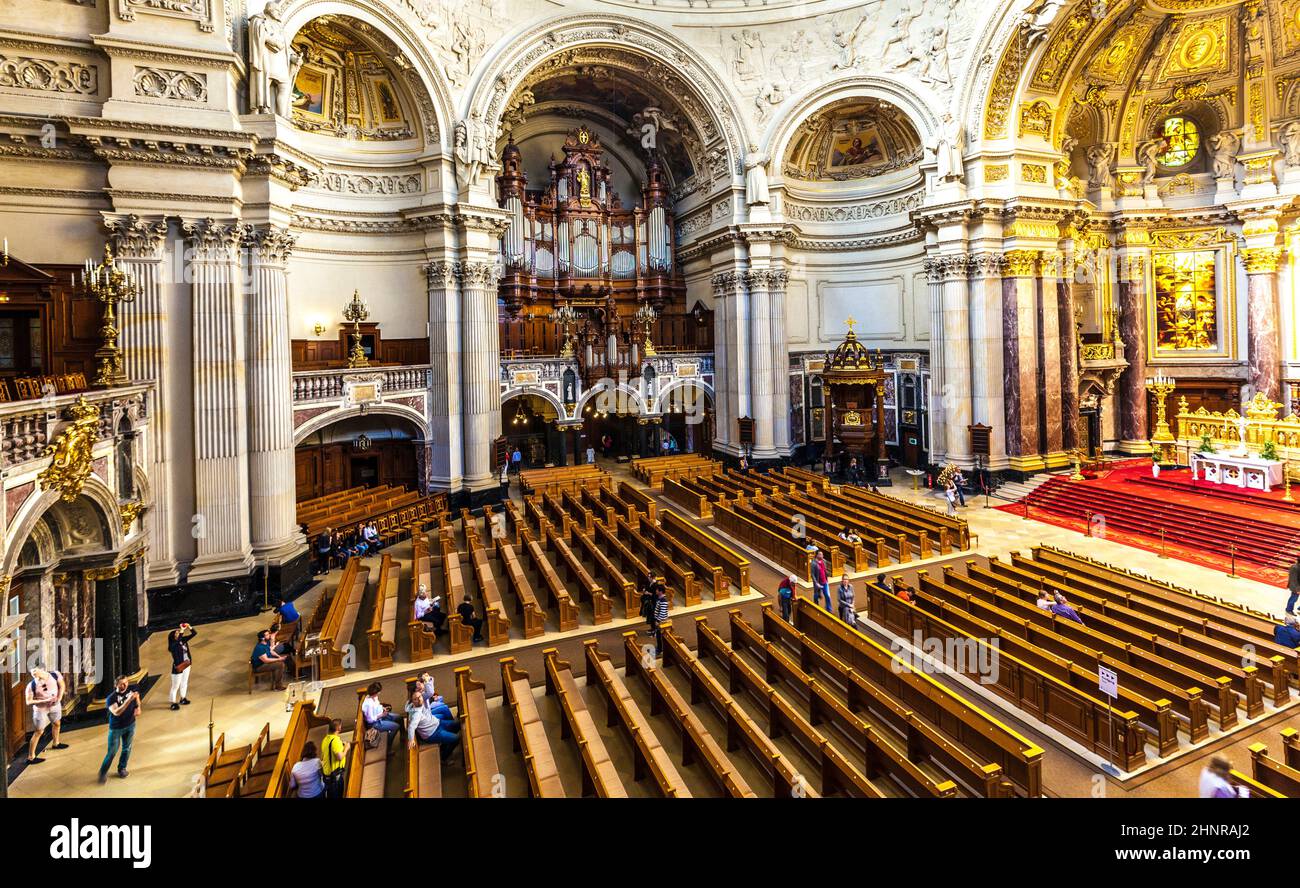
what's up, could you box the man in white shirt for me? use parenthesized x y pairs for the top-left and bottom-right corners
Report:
(405, 688), (461, 762)
(25, 667), (68, 763)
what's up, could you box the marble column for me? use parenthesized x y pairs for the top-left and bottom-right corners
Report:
(711, 271), (748, 454)
(118, 561), (140, 676)
(769, 269), (792, 457)
(244, 225), (303, 564)
(1038, 252), (1065, 462)
(92, 569), (121, 693)
(1243, 248), (1284, 401)
(183, 218), (254, 581)
(940, 254), (973, 466)
(460, 261), (501, 490)
(924, 259), (947, 464)
(425, 261), (463, 492)
(1002, 250), (1042, 466)
(105, 214), (177, 586)
(1116, 253), (1149, 446)
(969, 253), (1008, 466)
(745, 269), (775, 458)
(1057, 249), (1081, 452)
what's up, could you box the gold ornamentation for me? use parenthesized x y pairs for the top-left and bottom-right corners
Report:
(1019, 100), (1053, 138)
(37, 396), (102, 503)
(1241, 246), (1282, 273)
(83, 243), (139, 388)
(1160, 17), (1230, 79)
(1153, 250), (1219, 350)
(1033, 10), (1095, 91)
(1146, 371), (1178, 463)
(120, 500), (146, 533)
(984, 27), (1027, 139)
(1007, 218), (1060, 240)
(1081, 342), (1116, 361)
(343, 289), (369, 368)
(841, 410), (863, 427)
(84, 565), (123, 582)
(1088, 19), (1156, 83)
(1150, 227), (1231, 249)
(1004, 249), (1040, 277)
(1021, 163), (1048, 183)
(985, 163), (1009, 182)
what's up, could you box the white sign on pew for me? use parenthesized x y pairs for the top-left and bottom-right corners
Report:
(1098, 665), (1118, 699)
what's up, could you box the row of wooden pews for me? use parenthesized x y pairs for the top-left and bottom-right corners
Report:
(306, 557), (369, 680)
(519, 464), (610, 497)
(297, 484), (447, 539)
(1247, 726), (1300, 797)
(631, 453), (719, 488)
(365, 554), (400, 670)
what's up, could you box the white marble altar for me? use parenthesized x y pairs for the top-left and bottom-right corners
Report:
(1190, 452), (1284, 491)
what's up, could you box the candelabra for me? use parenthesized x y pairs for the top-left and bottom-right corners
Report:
(1, 237), (8, 267)
(1145, 369), (1177, 464)
(82, 243), (139, 387)
(343, 289), (369, 368)
(550, 301), (578, 358)
(635, 302), (658, 357)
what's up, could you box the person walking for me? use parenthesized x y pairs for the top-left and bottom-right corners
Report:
(167, 622), (197, 711)
(810, 550), (832, 612)
(1287, 554), (1300, 615)
(944, 482), (958, 517)
(777, 574), (797, 622)
(651, 584), (670, 657)
(98, 675), (141, 783)
(24, 667), (68, 764)
(320, 718), (348, 799)
(511, 447), (523, 474)
(836, 577), (856, 626)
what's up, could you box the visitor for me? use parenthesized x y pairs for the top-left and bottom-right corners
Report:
(652, 584), (670, 656)
(848, 457), (862, 486)
(406, 688), (462, 763)
(457, 593), (484, 643)
(777, 574), (798, 622)
(251, 628), (288, 690)
(944, 482), (958, 517)
(1275, 613), (1300, 648)
(320, 718), (348, 799)
(836, 577), (856, 625)
(1049, 591), (1085, 626)
(167, 622), (197, 711)
(1287, 554), (1300, 615)
(362, 521), (381, 551)
(639, 581), (657, 635)
(896, 585), (913, 603)
(276, 598), (300, 625)
(953, 469), (967, 506)
(361, 682), (403, 754)
(415, 672), (457, 726)
(288, 741), (326, 799)
(1036, 591), (1054, 611)
(24, 667), (67, 764)
(586, 445), (596, 465)
(873, 575), (893, 597)
(511, 447), (523, 474)
(414, 585), (446, 633)
(810, 550), (831, 612)
(98, 675), (140, 783)
(1198, 755), (1244, 798)
(313, 527), (333, 574)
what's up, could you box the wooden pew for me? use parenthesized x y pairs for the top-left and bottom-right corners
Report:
(407, 544), (437, 662)
(465, 529), (512, 646)
(583, 639), (692, 797)
(441, 538), (475, 654)
(1248, 741), (1300, 797)
(661, 508), (750, 595)
(544, 524), (613, 624)
(455, 666), (502, 798)
(494, 535), (548, 638)
(640, 515), (728, 600)
(570, 526), (638, 618)
(621, 631), (756, 797)
(344, 690), (388, 798)
(663, 475), (714, 517)
(262, 702), (331, 798)
(317, 558), (369, 680)
(713, 501), (814, 581)
(501, 658), (566, 797)
(617, 481), (659, 522)
(521, 528), (580, 632)
(366, 554), (399, 670)
(543, 648), (628, 797)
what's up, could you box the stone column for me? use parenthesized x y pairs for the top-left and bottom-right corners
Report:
(460, 261), (501, 494)
(425, 261), (463, 493)
(1058, 244), (1081, 452)
(1003, 250), (1042, 469)
(1116, 252), (1149, 447)
(745, 269), (775, 459)
(118, 561), (140, 676)
(105, 214), (178, 586)
(711, 271), (747, 455)
(183, 218), (254, 581)
(939, 254), (973, 466)
(1243, 247), (1284, 401)
(91, 568), (121, 693)
(1038, 252), (1066, 464)
(769, 269), (792, 457)
(244, 225), (303, 564)
(924, 259), (946, 464)
(969, 253), (1008, 466)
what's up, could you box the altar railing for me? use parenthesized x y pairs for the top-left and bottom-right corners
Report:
(1174, 392), (1300, 450)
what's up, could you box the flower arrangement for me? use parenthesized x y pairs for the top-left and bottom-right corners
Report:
(1262, 439), (1279, 461)
(1197, 432), (1215, 454)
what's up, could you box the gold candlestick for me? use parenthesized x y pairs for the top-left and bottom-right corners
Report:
(1286, 460), (1294, 502)
(1145, 370), (1177, 464)
(83, 243), (139, 387)
(635, 302), (658, 358)
(549, 301), (578, 358)
(342, 289), (369, 368)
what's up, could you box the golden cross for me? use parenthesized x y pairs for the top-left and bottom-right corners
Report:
(845, 317), (856, 332)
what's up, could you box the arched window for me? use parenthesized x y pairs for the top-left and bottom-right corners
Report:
(1156, 116), (1200, 168)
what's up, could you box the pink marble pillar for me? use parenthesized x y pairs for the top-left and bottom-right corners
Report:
(1117, 255), (1148, 443)
(1002, 252), (1040, 459)
(1058, 274), (1080, 451)
(1038, 255), (1064, 456)
(1244, 249), (1283, 401)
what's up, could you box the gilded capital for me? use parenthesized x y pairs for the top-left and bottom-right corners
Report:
(1241, 247), (1282, 274)
(1004, 249), (1040, 277)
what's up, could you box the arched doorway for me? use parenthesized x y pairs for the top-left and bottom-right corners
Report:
(503, 393), (564, 468)
(294, 415), (422, 501)
(655, 379), (714, 457)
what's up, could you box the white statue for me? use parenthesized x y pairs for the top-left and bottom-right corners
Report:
(929, 115), (965, 183)
(883, 2), (921, 58)
(744, 151), (770, 206)
(454, 119), (481, 189)
(832, 17), (870, 71)
(754, 81), (785, 121)
(1085, 143), (1115, 189)
(1137, 138), (1161, 185)
(1209, 130), (1240, 179)
(248, 0), (299, 118)
(917, 25), (951, 85)
(1281, 122), (1300, 167)
(1023, 0), (1068, 48)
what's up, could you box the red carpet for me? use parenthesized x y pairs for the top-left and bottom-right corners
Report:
(996, 462), (1300, 586)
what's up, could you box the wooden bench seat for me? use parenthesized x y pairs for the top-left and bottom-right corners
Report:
(502, 658), (566, 798)
(366, 554), (399, 670)
(543, 648), (628, 798)
(455, 667), (502, 798)
(495, 535), (547, 638)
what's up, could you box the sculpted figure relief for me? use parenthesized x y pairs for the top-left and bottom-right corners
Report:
(744, 150), (770, 206)
(248, 0), (299, 117)
(1085, 143), (1115, 189)
(1137, 138), (1162, 186)
(930, 114), (964, 183)
(1209, 130), (1240, 179)
(1281, 121), (1300, 167)
(833, 16), (870, 70)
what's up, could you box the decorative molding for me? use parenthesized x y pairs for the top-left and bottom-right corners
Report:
(784, 191), (923, 223)
(36, 396), (102, 504)
(116, 0), (214, 33)
(1241, 246), (1282, 273)
(104, 213), (169, 260)
(308, 171), (423, 196)
(132, 66), (207, 102)
(0, 54), (98, 94)
(1004, 249), (1040, 277)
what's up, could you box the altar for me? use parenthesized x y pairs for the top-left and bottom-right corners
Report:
(1190, 452), (1284, 491)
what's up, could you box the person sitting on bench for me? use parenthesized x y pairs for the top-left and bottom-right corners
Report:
(251, 629), (287, 691)
(415, 673), (457, 724)
(405, 688), (461, 763)
(1274, 613), (1300, 648)
(361, 682), (403, 753)
(457, 594), (484, 643)
(414, 585), (447, 634)
(1048, 590), (1085, 626)
(362, 521), (381, 552)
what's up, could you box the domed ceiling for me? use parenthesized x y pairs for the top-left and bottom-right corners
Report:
(782, 97), (923, 182)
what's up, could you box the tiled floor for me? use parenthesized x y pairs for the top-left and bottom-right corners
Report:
(8, 463), (1289, 798)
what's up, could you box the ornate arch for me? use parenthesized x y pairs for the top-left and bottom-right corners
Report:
(3, 476), (123, 577)
(574, 380), (650, 417)
(650, 377), (715, 415)
(280, 0), (455, 149)
(502, 386), (569, 421)
(465, 14), (747, 181)
(292, 402), (431, 445)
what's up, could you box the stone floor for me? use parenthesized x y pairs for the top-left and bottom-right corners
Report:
(7, 460), (1289, 798)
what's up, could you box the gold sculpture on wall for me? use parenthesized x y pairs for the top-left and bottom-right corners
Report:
(120, 500), (146, 534)
(37, 396), (101, 503)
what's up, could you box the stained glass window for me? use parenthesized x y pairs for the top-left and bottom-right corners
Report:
(1156, 117), (1199, 168)
(1153, 250), (1217, 351)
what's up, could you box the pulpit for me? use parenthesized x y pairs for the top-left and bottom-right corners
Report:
(822, 319), (888, 480)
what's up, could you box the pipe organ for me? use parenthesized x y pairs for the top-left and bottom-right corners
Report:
(496, 127), (682, 321)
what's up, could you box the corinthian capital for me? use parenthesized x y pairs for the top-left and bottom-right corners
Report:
(970, 252), (1007, 279)
(459, 260), (500, 288)
(937, 253), (972, 281)
(423, 260), (458, 289)
(1004, 249), (1040, 278)
(181, 217), (244, 261)
(104, 213), (168, 261)
(243, 225), (296, 264)
(1241, 247), (1282, 274)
